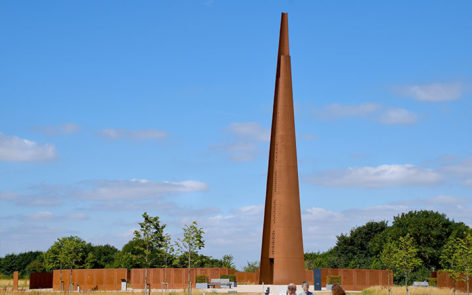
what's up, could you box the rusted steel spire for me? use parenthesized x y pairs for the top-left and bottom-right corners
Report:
(259, 13), (305, 284)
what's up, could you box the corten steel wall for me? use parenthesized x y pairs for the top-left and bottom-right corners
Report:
(30, 272), (53, 289)
(320, 268), (393, 291)
(53, 268), (127, 291)
(437, 271), (472, 292)
(13, 271), (19, 291)
(130, 268), (230, 290)
(305, 270), (314, 284)
(260, 12), (305, 285)
(236, 270), (260, 284)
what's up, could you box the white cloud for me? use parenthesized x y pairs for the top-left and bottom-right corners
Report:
(379, 108), (418, 125)
(441, 157), (472, 175)
(399, 82), (463, 102)
(28, 211), (55, 221)
(0, 189), (63, 207)
(309, 164), (442, 188)
(315, 103), (380, 119)
(213, 122), (269, 162)
(66, 213), (88, 220)
(0, 179), (208, 210)
(180, 205), (264, 267)
(227, 122), (270, 142)
(465, 179), (472, 186)
(302, 133), (317, 141)
(32, 123), (81, 136)
(99, 128), (167, 140)
(212, 142), (258, 162)
(0, 132), (56, 162)
(77, 179), (208, 201)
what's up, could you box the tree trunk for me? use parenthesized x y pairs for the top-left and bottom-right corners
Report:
(453, 279), (456, 295)
(70, 267), (73, 292)
(144, 267), (147, 295)
(467, 276), (469, 295)
(60, 262), (63, 292)
(164, 255), (168, 294)
(388, 270), (391, 295)
(188, 242), (191, 295)
(405, 272), (409, 295)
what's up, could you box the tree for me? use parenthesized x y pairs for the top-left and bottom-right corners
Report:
(162, 233), (174, 292)
(0, 251), (43, 277)
(43, 236), (87, 291)
(457, 232), (472, 295)
(392, 234), (422, 295)
(25, 259), (46, 273)
(387, 211), (468, 271)
(329, 221), (388, 269)
(243, 261), (259, 272)
(380, 241), (396, 295)
(177, 221), (205, 295)
(133, 212), (166, 295)
(60, 237), (88, 291)
(221, 255), (235, 270)
(85, 245), (118, 269)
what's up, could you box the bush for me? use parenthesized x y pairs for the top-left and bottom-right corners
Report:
(428, 278), (437, 287)
(220, 274), (236, 282)
(326, 275), (342, 285)
(196, 275), (208, 283)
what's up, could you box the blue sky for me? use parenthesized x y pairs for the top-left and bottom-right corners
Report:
(1, 0), (471, 268)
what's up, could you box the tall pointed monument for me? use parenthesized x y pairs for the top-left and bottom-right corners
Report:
(259, 13), (305, 284)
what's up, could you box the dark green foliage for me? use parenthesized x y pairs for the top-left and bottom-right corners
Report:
(196, 275), (208, 283)
(326, 275), (341, 285)
(220, 274), (236, 282)
(25, 259), (46, 273)
(331, 221), (388, 269)
(0, 251), (43, 277)
(85, 244), (118, 269)
(243, 261), (259, 272)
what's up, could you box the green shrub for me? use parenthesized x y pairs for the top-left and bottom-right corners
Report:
(196, 275), (208, 283)
(326, 275), (342, 285)
(428, 278), (437, 287)
(220, 274), (236, 282)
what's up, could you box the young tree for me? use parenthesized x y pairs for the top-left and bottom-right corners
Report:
(457, 233), (472, 295)
(441, 237), (464, 295)
(62, 237), (87, 291)
(392, 234), (422, 295)
(162, 233), (174, 292)
(133, 212), (166, 295)
(380, 241), (396, 295)
(221, 254), (235, 270)
(243, 261), (259, 272)
(177, 221), (205, 295)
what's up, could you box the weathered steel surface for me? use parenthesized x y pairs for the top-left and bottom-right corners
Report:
(236, 270), (260, 285)
(130, 268), (229, 290)
(12, 271), (19, 291)
(260, 12), (305, 284)
(437, 271), (472, 292)
(52, 268), (127, 291)
(30, 272), (53, 289)
(320, 268), (393, 291)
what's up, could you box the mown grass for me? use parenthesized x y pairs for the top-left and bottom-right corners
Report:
(361, 286), (466, 295)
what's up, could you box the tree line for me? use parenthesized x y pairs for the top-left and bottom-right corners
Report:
(0, 213), (235, 279)
(2, 209), (471, 293)
(304, 210), (472, 292)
